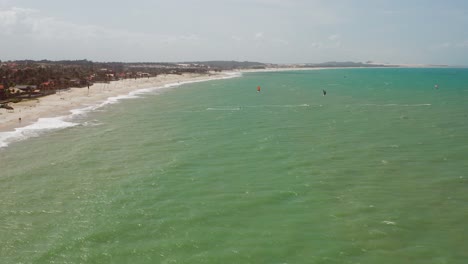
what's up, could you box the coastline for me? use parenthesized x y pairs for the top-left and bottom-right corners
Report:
(0, 65), (437, 131)
(0, 65), (450, 148)
(0, 71), (238, 148)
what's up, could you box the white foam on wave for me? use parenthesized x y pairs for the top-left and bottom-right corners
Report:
(206, 107), (241, 111)
(75, 72), (243, 115)
(99, 94), (141, 108)
(361, 103), (431, 107)
(119, 72), (241, 98)
(407, 104), (431, 106)
(222, 71), (243, 78)
(244, 104), (314, 108)
(205, 103), (317, 111)
(0, 117), (78, 148)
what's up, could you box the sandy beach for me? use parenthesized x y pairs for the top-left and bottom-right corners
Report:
(0, 72), (231, 133)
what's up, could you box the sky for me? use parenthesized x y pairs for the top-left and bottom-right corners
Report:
(1, 0), (468, 65)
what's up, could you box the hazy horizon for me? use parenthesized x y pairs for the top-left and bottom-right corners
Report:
(1, 0), (468, 66)
(0, 59), (459, 67)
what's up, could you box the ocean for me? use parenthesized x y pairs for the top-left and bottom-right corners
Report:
(1, 68), (467, 263)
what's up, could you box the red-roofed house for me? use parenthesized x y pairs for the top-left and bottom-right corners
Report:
(40, 81), (54, 91)
(40, 81), (56, 95)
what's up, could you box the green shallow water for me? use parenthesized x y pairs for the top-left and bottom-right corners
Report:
(1, 68), (468, 263)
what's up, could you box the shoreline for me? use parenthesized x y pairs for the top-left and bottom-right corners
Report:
(0, 71), (239, 147)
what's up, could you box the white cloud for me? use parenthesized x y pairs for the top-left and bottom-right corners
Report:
(0, 7), (106, 40)
(238, 0), (293, 9)
(328, 34), (340, 41)
(431, 41), (468, 50)
(0, 6), (206, 61)
(231, 35), (242, 42)
(310, 42), (322, 49)
(326, 34), (342, 48)
(254, 32), (264, 40)
(0, 7), (37, 34)
(163, 34), (200, 44)
(441, 42), (452, 48)
(309, 35), (341, 50)
(272, 38), (289, 46)
(0, 7), (203, 44)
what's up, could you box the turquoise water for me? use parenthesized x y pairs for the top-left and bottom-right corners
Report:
(1, 68), (467, 263)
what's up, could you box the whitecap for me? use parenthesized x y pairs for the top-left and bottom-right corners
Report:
(0, 117), (78, 148)
(360, 103), (431, 107)
(243, 104), (312, 108)
(206, 107), (241, 111)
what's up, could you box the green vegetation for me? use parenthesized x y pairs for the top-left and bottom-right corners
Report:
(0, 60), (214, 101)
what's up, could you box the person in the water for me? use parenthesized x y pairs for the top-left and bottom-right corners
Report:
(322, 89), (327, 96)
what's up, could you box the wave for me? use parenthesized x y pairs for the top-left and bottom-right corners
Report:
(360, 103), (431, 107)
(0, 117), (78, 148)
(205, 104), (319, 111)
(101, 73), (242, 106)
(206, 107), (241, 111)
(243, 104), (316, 108)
